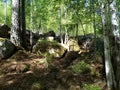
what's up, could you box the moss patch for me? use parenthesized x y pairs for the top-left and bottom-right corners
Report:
(0, 37), (6, 42)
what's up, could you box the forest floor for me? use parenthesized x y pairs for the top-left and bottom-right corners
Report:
(0, 50), (107, 90)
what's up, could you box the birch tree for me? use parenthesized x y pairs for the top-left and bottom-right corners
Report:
(100, 0), (120, 89)
(100, 1), (115, 89)
(108, 0), (120, 89)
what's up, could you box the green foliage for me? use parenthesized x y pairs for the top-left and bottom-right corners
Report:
(71, 61), (89, 74)
(0, 1), (11, 26)
(83, 84), (101, 90)
(1, 0), (120, 36)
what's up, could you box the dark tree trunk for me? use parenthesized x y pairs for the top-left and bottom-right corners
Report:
(21, 0), (26, 48)
(11, 0), (21, 47)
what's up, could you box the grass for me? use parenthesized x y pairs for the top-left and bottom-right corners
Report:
(71, 61), (90, 74)
(83, 84), (101, 90)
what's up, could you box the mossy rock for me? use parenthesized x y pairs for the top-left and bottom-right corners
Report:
(33, 39), (66, 58)
(0, 38), (15, 60)
(67, 38), (80, 52)
(0, 38), (6, 42)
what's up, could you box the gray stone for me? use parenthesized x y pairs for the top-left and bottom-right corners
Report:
(0, 38), (15, 59)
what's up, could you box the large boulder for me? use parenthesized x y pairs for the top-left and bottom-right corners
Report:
(0, 24), (10, 38)
(66, 38), (80, 52)
(33, 40), (66, 58)
(0, 38), (16, 59)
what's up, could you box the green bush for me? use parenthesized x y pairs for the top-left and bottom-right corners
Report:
(83, 84), (101, 90)
(71, 61), (89, 74)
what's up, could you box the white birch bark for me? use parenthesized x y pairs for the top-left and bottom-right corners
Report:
(109, 0), (119, 37)
(100, 1), (115, 89)
(109, 0), (120, 89)
(64, 7), (68, 44)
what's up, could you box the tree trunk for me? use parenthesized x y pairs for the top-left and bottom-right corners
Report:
(75, 0), (79, 40)
(108, 0), (120, 89)
(11, 0), (21, 47)
(4, 0), (7, 24)
(79, 17), (85, 35)
(21, 0), (26, 48)
(59, 5), (63, 43)
(100, 1), (116, 89)
(30, 0), (33, 51)
(64, 8), (68, 44)
(33, 0), (37, 31)
(92, 0), (97, 51)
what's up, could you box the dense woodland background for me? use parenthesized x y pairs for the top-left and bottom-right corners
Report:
(0, 0), (120, 90)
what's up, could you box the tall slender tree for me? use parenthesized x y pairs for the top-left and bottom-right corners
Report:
(30, 0), (33, 51)
(109, 0), (120, 89)
(11, 0), (21, 47)
(100, 0), (120, 89)
(100, 1), (114, 89)
(4, 0), (7, 24)
(59, 5), (63, 43)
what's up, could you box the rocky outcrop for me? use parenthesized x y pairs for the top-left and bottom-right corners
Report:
(0, 38), (15, 59)
(32, 40), (66, 58)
